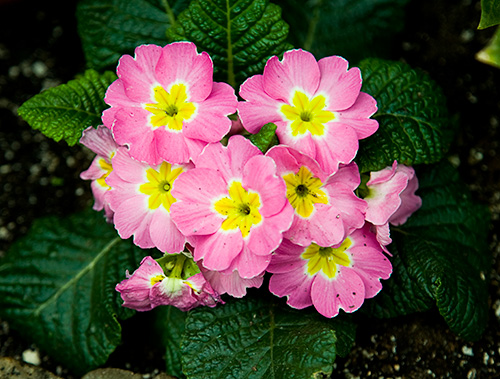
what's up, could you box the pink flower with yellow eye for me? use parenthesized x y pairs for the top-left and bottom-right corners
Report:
(80, 125), (119, 222)
(103, 42), (237, 165)
(238, 49), (378, 175)
(268, 224), (392, 318)
(106, 147), (192, 253)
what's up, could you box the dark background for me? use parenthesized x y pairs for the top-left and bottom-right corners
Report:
(1, 0), (499, 377)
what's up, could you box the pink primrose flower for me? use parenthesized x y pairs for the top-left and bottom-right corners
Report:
(116, 256), (222, 312)
(79, 125), (120, 222)
(268, 224), (392, 318)
(106, 146), (192, 253)
(170, 135), (294, 279)
(266, 145), (366, 247)
(364, 161), (422, 248)
(103, 42), (238, 165)
(238, 49), (378, 175)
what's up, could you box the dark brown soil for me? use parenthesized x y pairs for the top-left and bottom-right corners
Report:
(1, 0), (499, 378)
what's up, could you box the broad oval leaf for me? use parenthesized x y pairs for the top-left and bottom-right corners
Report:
(181, 296), (356, 378)
(366, 161), (491, 341)
(248, 122), (279, 153)
(17, 70), (116, 146)
(355, 59), (455, 173)
(275, 0), (410, 63)
(166, 0), (293, 88)
(76, 0), (189, 70)
(476, 25), (500, 68)
(478, 0), (500, 29)
(0, 209), (145, 375)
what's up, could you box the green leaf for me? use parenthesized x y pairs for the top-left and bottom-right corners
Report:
(156, 306), (187, 378)
(181, 296), (356, 378)
(76, 0), (189, 70)
(476, 25), (500, 68)
(355, 59), (455, 173)
(366, 161), (491, 341)
(275, 0), (410, 63)
(0, 209), (145, 375)
(17, 70), (116, 146)
(248, 122), (279, 153)
(478, 0), (500, 29)
(166, 0), (292, 88)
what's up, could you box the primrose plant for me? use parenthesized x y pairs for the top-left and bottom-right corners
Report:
(1, 0), (492, 377)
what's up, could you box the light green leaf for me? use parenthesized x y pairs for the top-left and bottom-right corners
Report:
(0, 209), (145, 375)
(248, 122), (279, 153)
(76, 0), (189, 70)
(478, 0), (500, 29)
(476, 25), (500, 68)
(17, 70), (116, 146)
(166, 0), (292, 88)
(275, 0), (410, 63)
(355, 58), (455, 173)
(181, 296), (356, 378)
(366, 161), (491, 341)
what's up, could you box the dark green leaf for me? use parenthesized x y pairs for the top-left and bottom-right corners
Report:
(0, 209), (145, 375)
(248, 122), (279, 153)
(166, 0), (292, 88)
(17, 70), (116, 146)
(275, 0), (410, 63)
(156, 306), (187, 378)
(478, 0), (500, 29)
(181, 296), (356, 378)
(77, 0), (189, 70)
(355, 59), (455, 173)
(366, 161), (491, 341)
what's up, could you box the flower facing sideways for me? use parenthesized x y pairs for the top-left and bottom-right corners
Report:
(267, 224), (392, 318)
(238, 49), (378, 174)
(116, 255), (222, 312)
(80, 125), (119, 222)
(103, 42), (238, 165)
(105, 147), (192, 253)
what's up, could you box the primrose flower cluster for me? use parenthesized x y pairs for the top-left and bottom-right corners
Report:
(80, 42), (422, 318)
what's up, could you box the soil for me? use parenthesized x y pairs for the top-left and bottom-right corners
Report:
(0, 0), (499, 378)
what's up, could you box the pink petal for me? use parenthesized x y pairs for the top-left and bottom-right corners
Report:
(108, 147), (147, 184)
(226, 243), (271, 278)
(269, 267), (313, 310)
(390, 166), (422, 226)
(117, 44), (163, 103)
(267, 238), (307, 274)
(156, 42), (213, 102)
(238, 75), (285, 134)
(149, 209), (186, 254)
(311, 270), (365, 318)
(103, 79), (136, 128)
(263, 49), (320, 102)
(193, 231), (243, 272)
(154, 127), (191, 164)
(80, 125), (118, 158)
(335, 92), (379, 140)
(350, 246), (392, 299)
(80, 157), (107, 181)
(183, 82), (236, 142)
(317, 55), (362, 111)
(201, 266), (264, 298)
(113, 196), (154, 249)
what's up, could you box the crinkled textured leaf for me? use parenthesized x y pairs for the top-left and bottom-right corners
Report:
(0, 209), (145, 375)
(366, 161), (491, 341)
(356, 59), (455, 173)
(248, 122), (278, 153)
(166, 0), (292, 88)
(181, 296), (355, 378)
(77, 0), (189, 70)
(156, 306), (186, 378)
(479, 0), (500, 29)
(274, 0), (409, 62)
(17, 70), (116, 146)
(476, 25), (500, 68)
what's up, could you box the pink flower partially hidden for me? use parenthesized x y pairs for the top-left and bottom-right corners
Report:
(106, 147), (191, 253)
(116, 256), (222, 312)
(268, 224), (392, 318)
(170, 135), (294, 279)
(266, 145), (366, 247)
(238, 49), (378, 175)
(364, 161), (422, 247)
(103, 42), (238, 165)
(80, 125), (119, 222)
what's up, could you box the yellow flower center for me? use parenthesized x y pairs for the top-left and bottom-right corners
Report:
(283, 166), (328, 218)
(213, 181), (262, 238)
(302, 239), (352, 279)
(96, 153), (115, 189)
(144, 84), (196, 131)
(139, 162), (184, 211)
(280, 90), (335, 137)
(150, 274), (165, 286)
